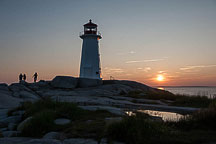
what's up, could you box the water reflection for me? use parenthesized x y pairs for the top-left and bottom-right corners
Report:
(157, 87), (165, 90)
(125, 110), (186, 121)
(125, 111), (136, 116)
(138, 110), (185, 121)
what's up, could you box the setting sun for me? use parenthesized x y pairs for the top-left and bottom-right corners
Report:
(157, 75), (164, 81)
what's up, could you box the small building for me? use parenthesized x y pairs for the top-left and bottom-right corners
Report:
(79, 20), (102, 80)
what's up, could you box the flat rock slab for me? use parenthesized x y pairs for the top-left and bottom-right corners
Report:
(79, 105), (125, 116)
(24, 139), (62, 144)
(63, 138), (97, 144)
(0, 115), (22, 125)
(2, 131), (20, 137)
(0, 138), (100, 144)
(0, 137), (32, 144)
(54, 118), (71, 125)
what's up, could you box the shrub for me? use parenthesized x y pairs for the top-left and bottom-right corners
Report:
(21, 110), (56, 137)
(168, 108), (216, 130)
(20, 98), (84, 120)
(172, 95), (212, 108)
(19, 99), (85, 137)
(209, 99), (216, 108)
(106, 114), (170, 144)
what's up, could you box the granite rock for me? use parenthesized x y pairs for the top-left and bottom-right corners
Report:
(51, 76), (78, 89)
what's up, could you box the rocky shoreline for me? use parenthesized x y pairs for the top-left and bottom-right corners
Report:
(0, 76), (200, 144)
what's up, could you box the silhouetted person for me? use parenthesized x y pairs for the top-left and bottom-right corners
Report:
(23, 74), (26, 81)
(33, 72), (38, 83)
(19, 73), (23, 82)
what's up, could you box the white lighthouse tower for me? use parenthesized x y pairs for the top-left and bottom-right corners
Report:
(79, 20), (102, 79)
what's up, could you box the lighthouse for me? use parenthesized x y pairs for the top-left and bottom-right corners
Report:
(79, 20), (102, 79)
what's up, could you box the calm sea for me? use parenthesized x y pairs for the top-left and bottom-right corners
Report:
(156, 86), (216, 98)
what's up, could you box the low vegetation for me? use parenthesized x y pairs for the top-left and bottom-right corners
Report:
(12, 98), (116, 138)
(168, 101), (216, 130)
(127, 90), (216, 108)
(106, 102), (216, 144)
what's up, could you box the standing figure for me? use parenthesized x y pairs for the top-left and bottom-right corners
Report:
(19, 73), (23, 82)
(33, 72), (38, 83)
(23, 74), (26, 82)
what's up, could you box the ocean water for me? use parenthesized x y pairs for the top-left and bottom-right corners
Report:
(157, 86), (216, 98)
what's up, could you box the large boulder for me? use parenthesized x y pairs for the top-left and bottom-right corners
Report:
(78, 78), (102, 88)
(50, 76), (77, 89)
(43, 132), (62, 139)
(0, 84), (12, 96)
(9, 83), (31, 93)
(0, 93), (22, 109)
(0, 84), (9, 91)
(28, 80), (51, 91)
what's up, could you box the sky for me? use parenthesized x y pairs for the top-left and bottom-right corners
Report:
(0, 0), (216, 86)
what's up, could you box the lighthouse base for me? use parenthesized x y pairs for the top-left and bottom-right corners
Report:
(78, 78), (103, 88)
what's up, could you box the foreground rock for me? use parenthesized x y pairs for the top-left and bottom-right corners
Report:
(2, 131), (20, 137)
(0, 83), (9, 91)
(17, 117), (33, 131)
(43, 132), (62, 140)
(51, 76), (78, 89)
(0, 137), (104, 144)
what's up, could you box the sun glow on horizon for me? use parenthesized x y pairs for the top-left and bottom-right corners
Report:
(156, 75), (164, 82)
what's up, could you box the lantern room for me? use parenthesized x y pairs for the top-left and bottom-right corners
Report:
(84, 19), (98, 35)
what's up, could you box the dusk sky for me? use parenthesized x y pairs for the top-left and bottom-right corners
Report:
(0, 0), (216, 86)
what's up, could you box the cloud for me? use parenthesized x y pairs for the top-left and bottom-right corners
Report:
(104, 67), (124, 73)
(137, 67), (151, 72)
(143, 67), (151, 72)
(126, 58), (164, 64)
(128, 51), (136, 54)
(180, 65), (216, 71)
(116, 51), (136, 55)
(158, 71), (165, 74)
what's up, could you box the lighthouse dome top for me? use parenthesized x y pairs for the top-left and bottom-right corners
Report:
(84, 19), (97, 28)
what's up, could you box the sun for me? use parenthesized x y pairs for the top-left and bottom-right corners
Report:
(156, 75), (164, 81)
